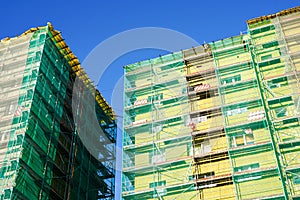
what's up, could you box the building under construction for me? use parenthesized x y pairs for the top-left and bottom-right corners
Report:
(0, 23), (117, 199)
(122, 6), (300, 200)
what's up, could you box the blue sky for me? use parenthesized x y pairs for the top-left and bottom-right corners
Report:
(1, 1), (299, 199)
(1, 1), (298, 107)
(1, 1), (298, 106)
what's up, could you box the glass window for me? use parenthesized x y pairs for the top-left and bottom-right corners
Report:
(261, 54), (272, 61)
(221, 74), (241, 85)
(235, 163), (259, 172)
(226, 107), (247, 116)
(275, 107), (287, 118)
(197, 171), (215, 179)
(148, 93), (163, 102)
(29, 40), (37, 48)
(39, 34), (46, 43)
(231, 129), (254, 147)
(149, 180), (166, 188)
(294, 177), (300, 185)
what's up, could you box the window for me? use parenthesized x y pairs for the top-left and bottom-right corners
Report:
(259, 58), (281, 67)
(262, 41), (278, 49)
(261, 54), (272, 61)
(275, 107), (287, 118)
(294, 176), (300, 191)
(197, 171), (215, 179)
(221, 74), (241, 85)
(149, 180), (166, 188)
(148, 93), (163, 102)
(39, 34), (46, 43)
(250, 25), (275, 35)
(10, 160), (17, 171)
(194, 140), (211, 155)
(27, 89), (34, 100)
(29, 40), (37, 48)
(234, 163), (259, 173)
(189, 115), (207, 125)
(231, 129), (254, 147)
(226, 107), (247, 116)
(268, 82), (281, 89)
(235, 163), (261, 182)
(294, 177), (300, 185)
(235, 135), (244, 147)
(35, 51), (41, 61)
(267, 76), (287, 89)
(197, 90), (211, 100)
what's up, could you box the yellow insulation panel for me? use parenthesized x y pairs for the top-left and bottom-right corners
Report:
(202, 184), (235, 200)
(196, 115), (223, 131)
(222, 87), (260, 105)
(187, 62), (214, 75)
(194, 96), (221, 110)
(234, 151), (276, 169)
(197, 159), (231, 176)
(216, 52), (251, 67)
(238, 176), (283, 199)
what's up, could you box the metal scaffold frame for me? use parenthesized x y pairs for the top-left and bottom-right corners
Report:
(183, 45), (234, 200)
(121, 6), (300, 200)
(248, 9), (300, 199)
(123, 52), (197, 200)
(0, 23), (117, 200)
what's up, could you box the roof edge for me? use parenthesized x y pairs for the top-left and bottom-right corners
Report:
(247, 6), (300, 25)
(47, 22), (116, 121)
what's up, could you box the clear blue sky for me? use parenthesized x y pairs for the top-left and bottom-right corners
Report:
(1, 1), (298, 106)
(0, 1), (298, 104)
(1, 1), (299, 199)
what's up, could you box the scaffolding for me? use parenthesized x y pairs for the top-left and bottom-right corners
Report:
(247, 7), (300, 199)
(123, 53), (197, 199)
(122, 5), (300, 200)
(0, 24), (116, 199)
(183, 45), (234, 200)
(210, 34), (286, 200)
